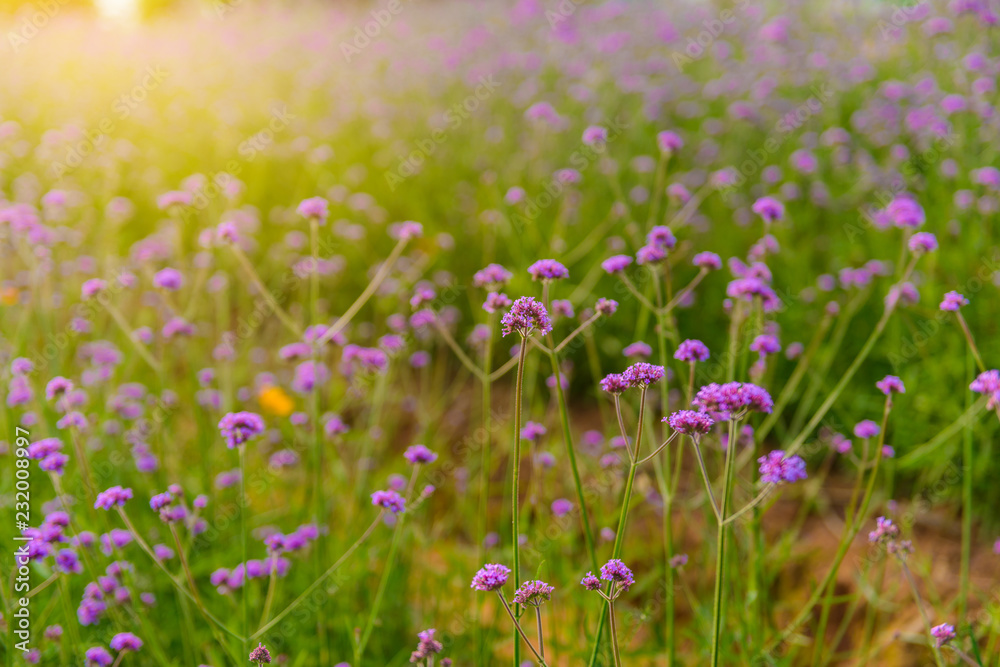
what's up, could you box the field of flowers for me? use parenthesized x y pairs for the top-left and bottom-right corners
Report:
(2, 0), (1000, 665)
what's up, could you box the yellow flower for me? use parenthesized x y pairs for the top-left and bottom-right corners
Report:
(258, 385), (294, 416)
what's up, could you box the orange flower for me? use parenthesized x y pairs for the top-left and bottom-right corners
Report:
(258, 385), (294, 416)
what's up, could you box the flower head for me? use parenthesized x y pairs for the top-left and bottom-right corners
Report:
(940, 290), (968, 311)
(297, 197), (328, 222)
(599, 558), (635, 592)
(85, 647), (113, 666)
(249, 642), (272, 665)
(675, 339), (710, 362)
(409, 629), (443, 663)
(931, 623), (955, 648)
(501, 297), (552, 337)
(94, 486), (133, 510)
(757, 450), (807, 484)
(403, 444), (437, 465)
(371, 490), (406, 514)
(471, 563), (511, 591)
(868, 516), (900, 544)
(876, 375), (905, 395)
(527, 259), (569, 281)
(600, 373), (630, 394)
(908, 232), (938, 254)
(693, 382), (773, 417)
(473, 263), (512, 289)
(622, 362), (665, 388)
(580, 571), (601, 590)
(601, 255), (633, 274)
(218, 412), (265, 449)
(665, 410), (715, 435)
(109, 633), (143, 652)
(513, 580), (555, 606)
(595, 298), (618, 316)
(693, 252), (722, 270)
(853, 420), (880, 439)
(751, 196), (785, 222)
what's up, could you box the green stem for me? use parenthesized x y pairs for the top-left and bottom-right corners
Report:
(511, 338), (528, 667)
(240, 446), (249, 661)
(357, 512), (406, 663)
(710, 418), (738, 667)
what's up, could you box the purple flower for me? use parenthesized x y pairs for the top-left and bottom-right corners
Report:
(45, 377), (74, 401)
(647, 226), (676, 250)
(751, 196), (785, 222)
(595, 298), (618, 316)
(601, 255), (633, 274)
(908, 232), (938, 253)
(473, 263), (513, 289)
(297, 197), (328, 221)
(636, 244), (667, 265)
(665, 410), (715, 435)
(471, 563), (511, 591)
(582, 125), (608, 146)
(675, 339), (710, 362)
(527, 259), (569, 281)
(853, 420), (880, 439)
(886, 196), (925, 228)
(623, 341), (652, 358)
(81, 279), (106, 299)
(403, 444), (437, 465)
(931, 623), (955, 647)
(669, 554), (688, 569)
(153, 268), (183, 291)
(85, 647), (114, 666)
(600, 373), (630, 394)
(513, 580), (555, 606)
(109, 633), (143, 652)
(622, 362), (665, 388)
(868, 516), (900, 544)
(551, 498), (573, 516)
(39, 453), (69, 475)
(750, 334), (781, 356)
(94, 486), (133, 510)
(218, 412), (265, 448)
(409, 629), (443, 662)
(940, 290), (969, 311)
(520, 422), (546, 441)
(693, 382), (773, 417)
(876, 375), (905, 395)
(693, 252), (722, 271)
(757, 450), (807, 484)
(371, 490), (406, 514)
(392, 221), (423, 240)
(501, 297), (552, 337)
(249, 642), (272, 664)
(599, 558), (635, 591)
(581, 571), (601, 590)
(656, 131), (683, 154)
(483, 292), (512, 314)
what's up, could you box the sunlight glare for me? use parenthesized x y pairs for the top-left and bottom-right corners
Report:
(94, 0), (140, 22)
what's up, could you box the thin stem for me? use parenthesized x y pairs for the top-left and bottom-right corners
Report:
(553, 312), (602, 354)
(357, 510), (406, 662)
(511, 337), (528, 667)
(496, 592), (547, 666)
(899, 560), (946, 667)
(103, 301), (162, 372)
(955, 311), (985, 373)
(661, 268), (708, 314)
(722, 483), (775, 526)
(240, 446), (249, 661)
(710, 418), (739, 667)
(314, 238), (409, 347)
(637, 431), (679, 465)
(230, 245), (303, 337)
(608, 600), (623, 667)
(535, 607), (545, 660)
(251, 513), (382, 639)
(435, 320), (486, 380)
(618, 273), (659, 312)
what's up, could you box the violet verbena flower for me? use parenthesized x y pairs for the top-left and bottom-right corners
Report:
(876, 375), (905, 395)
(868, 516), (900, 544)
(471, 563), (511, 591)
(85, 647), (113, 666)
(930, 623), (955, 647)
(580, 572), (601, 590)
(409, 629), (443, 662)
(693, 382), (773, 417)
(595, 298), (618, 316)
(622, 362), (665, 388)
(693, 252), (722, 271)
(403, 444), (437, 464)
(853, 420), (880, 439)
(940, 290), (969, 311)
(473, 263), (513, 289)
(94, 486), (132, 510)
(757, 450), (807, 484)
(501, 297), (552, 337)
(109, 632), (143, 652)
(599, 558), (635, 592)
(623, 341), (652, 358)
(297, 196), (328, 221)
(601, 255), (633, 274)
(371, 490), (406, 514)
(665, 410), (715, 435)
(675, 339), (710, 362)
(218, 411), (265, 448)
(513, 580), (555, 606)
(600, 372), (630, 394)
(908, 231), (938, 253)
(249, 642), (272, 665)
(751, 196), (785, 222)
(527, 259), (568, 281)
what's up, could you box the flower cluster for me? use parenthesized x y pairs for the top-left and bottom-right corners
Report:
(692, 382), (773, 418)
(501, 297), (552, 337)
(471, 563), (511, 591)
(218, 411), (266, 448)
(757, 450), (807, 484)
